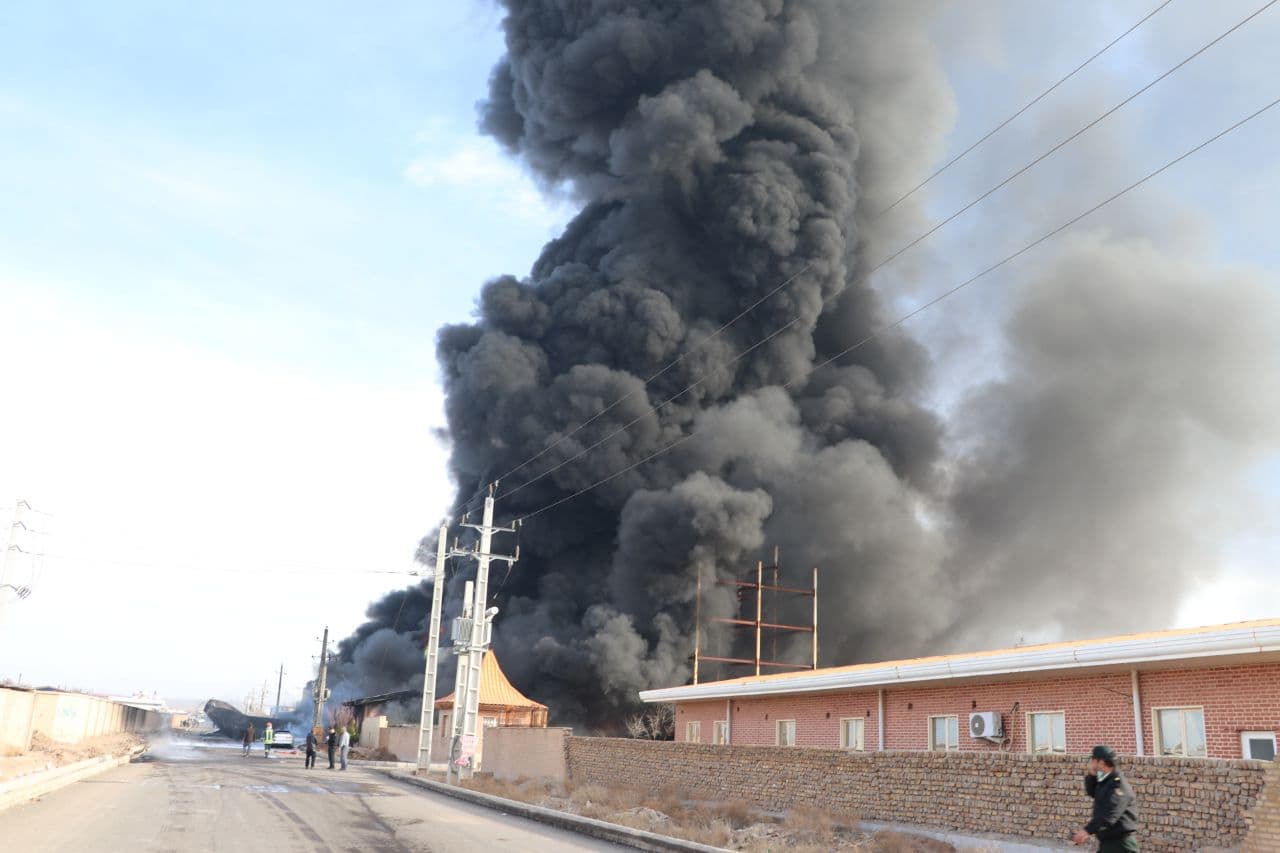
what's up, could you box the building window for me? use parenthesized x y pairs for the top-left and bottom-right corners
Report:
(685, 721), (700, 743)
(712, 720), (729, 745)
(840, 718), (865, 751)
(929, 715), (959, 751)
(776, 719), (796, 747)
(1154, 707), (1207, 758)
(440, 713), (449, 733)
(1028, 711), (1066, 754)
(1242, 731), (1276, 761)
(482, 716), (498, 728)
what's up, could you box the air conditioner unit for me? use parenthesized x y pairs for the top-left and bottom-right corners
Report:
(969, 711), (1003, 741)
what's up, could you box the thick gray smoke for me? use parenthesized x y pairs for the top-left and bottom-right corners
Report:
(323, 1), (1280, 728)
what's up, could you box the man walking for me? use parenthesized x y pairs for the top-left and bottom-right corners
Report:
(242, 722), (255, 757)
(326, 726), (337, 769)
(305, 728), (319, 769)
(263, 721), (274, 758)
(339, 725), (351, 770)
(1072, 745), (1140, 851)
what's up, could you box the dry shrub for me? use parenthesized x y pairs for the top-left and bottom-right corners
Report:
(679, 818), (733, 847)
(568, 782), (612, 806)
(784, 804), (835, 836)
(640, 784), (684, 819)
(717, 798), (755, 829)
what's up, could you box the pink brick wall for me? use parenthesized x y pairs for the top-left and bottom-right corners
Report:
(674, 662), (1280, 759)
(1139, 665), (1280, 759)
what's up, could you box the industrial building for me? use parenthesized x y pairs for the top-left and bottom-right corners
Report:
(641, 618), (1280, 761)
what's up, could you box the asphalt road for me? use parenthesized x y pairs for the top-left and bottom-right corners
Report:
(0, 739), (627, 852)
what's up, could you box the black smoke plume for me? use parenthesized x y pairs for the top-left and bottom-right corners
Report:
(321, 1), (1280, 729)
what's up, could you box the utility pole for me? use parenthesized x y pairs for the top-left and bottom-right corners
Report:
(446, 484), (518, 783)
(0, 500), (27, 630)
(274, 664), (285, 715)
(416, 524), (448, 773)
(313, 627), (330, 731)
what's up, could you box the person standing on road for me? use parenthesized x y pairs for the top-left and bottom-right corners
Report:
(263, 721), (274, 758)
(305, 729), (319, 769)
(326, 726), (337, 769)
(242, 722), (255, 757)
(1072, 745), (1140, 851)
(339, 725), (350, 770)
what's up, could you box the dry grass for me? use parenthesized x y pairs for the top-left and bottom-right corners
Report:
(784, 803), (836, 836)
(870, 830), (957, 852)
(717, 798), (755, 829)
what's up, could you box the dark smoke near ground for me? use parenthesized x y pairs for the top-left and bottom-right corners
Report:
(321, 1), (1280, 730)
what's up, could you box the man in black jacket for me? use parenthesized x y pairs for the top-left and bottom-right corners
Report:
(1072, 745), (1140, 850)
(304, 729), (319, 769)
(325, 727), (338, 769)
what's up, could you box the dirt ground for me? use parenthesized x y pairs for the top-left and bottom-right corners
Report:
(0, 732), (145, 785)
(452, 774), (972, 852)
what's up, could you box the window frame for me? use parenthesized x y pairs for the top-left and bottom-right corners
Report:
(712, 720), (729, 745)
(928, 714), (959, 752)
(776, 718), (797, 747)
(685, 720), (701, 743)
(482, 716), (499, 728)
(1152, 706), (1207, 758)
(1026, 710), (1067, 754)
(839, 717), (865, 751)
(1241, 730), (1277, 761)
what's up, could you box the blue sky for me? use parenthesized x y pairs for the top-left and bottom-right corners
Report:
(0, 0), (1276, 705)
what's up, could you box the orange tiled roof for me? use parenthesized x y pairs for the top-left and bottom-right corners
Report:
(436, 652), (547, 711)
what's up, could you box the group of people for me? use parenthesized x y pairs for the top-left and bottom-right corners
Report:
(239, 720), (351, 770)
(303, 726), (350, 770)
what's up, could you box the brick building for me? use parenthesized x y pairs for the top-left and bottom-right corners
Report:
(640, 619), (1279, 761)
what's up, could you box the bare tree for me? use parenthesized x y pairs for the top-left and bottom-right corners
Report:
(624, 704), (675, 740)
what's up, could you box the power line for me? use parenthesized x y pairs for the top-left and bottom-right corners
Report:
(39, 553), (421, 577)
(486, 2), (1273, 509)
(877, 0), (1179, 217)
(499, 316), (801, 503)
(873, 0), (1276, 274)
(510, 94), (1280, 526)
(458, 262), (816, 514)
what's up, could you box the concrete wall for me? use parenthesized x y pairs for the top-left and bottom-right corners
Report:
(676, 661), (1280, 760)
(18, 692), (162, 746)
(565, 737), (1270, 852)
(0, 689), (35, 754)
(482, 727), (570, 783)
(378, 725), (420, 762)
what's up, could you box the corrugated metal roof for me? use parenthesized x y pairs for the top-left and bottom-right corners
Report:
(436, 652), (547, 711)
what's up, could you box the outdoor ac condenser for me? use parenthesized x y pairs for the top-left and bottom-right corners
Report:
(969, 711), (1003, 740)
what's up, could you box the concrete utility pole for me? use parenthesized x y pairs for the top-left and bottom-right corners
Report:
(416, 524), (449, 773)
(313, 627), (330, 731)
(274, 664), (285, 715)
(446, 484), (518, 783)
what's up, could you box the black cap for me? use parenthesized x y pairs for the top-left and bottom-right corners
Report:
(1091, 745), (1117, 764)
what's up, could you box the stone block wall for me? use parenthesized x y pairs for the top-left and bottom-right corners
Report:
(1245, 759), (1280, 852)
(565, 737), (1270, 852)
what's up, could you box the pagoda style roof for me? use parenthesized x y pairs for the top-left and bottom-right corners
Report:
(435, 652), (547, 711)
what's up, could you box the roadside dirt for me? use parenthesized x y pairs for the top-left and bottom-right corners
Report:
(450, 774), (968, 852)
(0, 732), (145, 784)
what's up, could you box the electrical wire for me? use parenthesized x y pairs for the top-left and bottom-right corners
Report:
(876, 0), (1179, 217)
(456, 262), (816, 512)
(499, 316), (801, 503)
(456, 0), (1183, 507)
(873, 0), (1277, 275)
(487, 1), (1274, 508)
(510, 94), (1280, 526)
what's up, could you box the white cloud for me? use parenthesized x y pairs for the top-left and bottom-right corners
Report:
(405, 135), (574, 229)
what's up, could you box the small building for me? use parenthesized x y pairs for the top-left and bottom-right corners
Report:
(342, 689), (420, 746)
(640, 618), (1280, 761)
(432, 652), (548, 768)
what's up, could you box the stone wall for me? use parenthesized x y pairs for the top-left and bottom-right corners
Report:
(1245, 759), (1280, 852)
(565, 737), (1270, 852)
